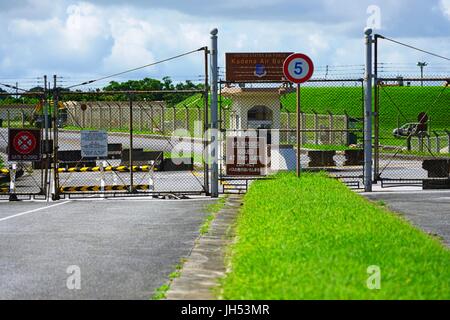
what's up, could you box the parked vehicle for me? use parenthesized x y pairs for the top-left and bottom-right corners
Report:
(393, 123), (426, 138)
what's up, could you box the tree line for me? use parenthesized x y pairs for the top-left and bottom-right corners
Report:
(0, 77), (204, 106)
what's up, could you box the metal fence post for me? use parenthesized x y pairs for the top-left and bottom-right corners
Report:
(364, 28), (373, 192)
(210, 28), (219, 197)
(52, 75), (60, 200)
(433, 131), (440, 153)
(150, 105), (154, 133)
(203, 47), (210, 196)
(373, 34), (380, 181)
(129, 93), (135, 193)
(313, 110), (319, 145)
(160, 104), (166, 135)
(327, 110), (333, 144)
(185, 105), (190, 132)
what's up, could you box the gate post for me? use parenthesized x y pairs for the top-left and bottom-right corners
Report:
(129, 93), (135, 193)
(373, 34), (380, 181)
(210, 28), (219, 198)
(203, 47), (210, 196)
(364, 28), (373, 192)
(52, 75), (61, 201)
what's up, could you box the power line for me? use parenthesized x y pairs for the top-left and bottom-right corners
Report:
(0, 82), (28, 92)
(377, 35), (450, 61)
(64, 47), (206, 90)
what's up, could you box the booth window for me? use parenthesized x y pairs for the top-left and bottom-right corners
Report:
(247, 106), (273, 121)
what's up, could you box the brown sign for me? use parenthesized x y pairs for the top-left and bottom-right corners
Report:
(226, 52), (293, 82)
(8, 128), (42, 162)
(226, 136), (267, 176)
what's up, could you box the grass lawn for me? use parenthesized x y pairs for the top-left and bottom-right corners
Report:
(220, 172), (450, 300)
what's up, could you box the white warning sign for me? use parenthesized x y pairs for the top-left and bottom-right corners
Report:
(81, 130), (108, 158)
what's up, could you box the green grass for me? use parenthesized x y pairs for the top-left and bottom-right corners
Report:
(281, 86), (449, 147)
(200, 196), (227, 235)
(220, 172), (450, 300)
(151, 259), (186, 300)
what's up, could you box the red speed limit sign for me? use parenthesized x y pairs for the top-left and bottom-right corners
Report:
(283, 53), (314, 84)
(8, 129), (42, 161)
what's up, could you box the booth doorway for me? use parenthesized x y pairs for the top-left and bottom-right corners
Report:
(247, 105), (273, 129)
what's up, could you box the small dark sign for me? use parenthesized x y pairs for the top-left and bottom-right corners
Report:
(226, 52), (293, 82)
(8, 128), (42, 162)
(226, 136), (267, 176)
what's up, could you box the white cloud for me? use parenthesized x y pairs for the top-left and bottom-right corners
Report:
(440, 0), (450, 19)
(0, 0), (448, 86)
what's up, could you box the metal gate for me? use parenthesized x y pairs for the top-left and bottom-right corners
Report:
(374, 78), (450, 188)
(0, 92), (48, 200)
(53, 90), (209, 199)
(218, 79), (366, 193)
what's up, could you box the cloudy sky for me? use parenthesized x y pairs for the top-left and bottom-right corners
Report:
(0, 0), (449, 89)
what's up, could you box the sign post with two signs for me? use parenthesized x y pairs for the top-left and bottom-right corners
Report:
(282, 53), (315, 177)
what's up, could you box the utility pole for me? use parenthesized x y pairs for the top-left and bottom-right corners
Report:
(417, 61), (427, 86)
(364, 28), (373, 192)
(210, 28), (219, 198)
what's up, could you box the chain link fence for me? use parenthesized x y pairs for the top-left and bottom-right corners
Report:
(54, 90), (208, 199)
(0, 91), (47, 199)
(374, 77), (450, 187)
(218, 79), (366, 191)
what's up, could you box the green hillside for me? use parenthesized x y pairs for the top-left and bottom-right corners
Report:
(280, 85), (449, 132)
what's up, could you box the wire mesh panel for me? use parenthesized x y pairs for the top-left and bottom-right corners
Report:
(55, 90), (208, 198)
(375, 78), (450, 187)
(0, 92), (47, 199)
(218, 79), (365, 190)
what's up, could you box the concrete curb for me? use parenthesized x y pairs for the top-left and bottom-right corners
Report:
(165, 195), (242, 300)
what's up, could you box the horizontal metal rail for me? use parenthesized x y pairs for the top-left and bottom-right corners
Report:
(58, 89), (205, 96)
(60, 184), (152, 193)
(58, 165), (154, 173)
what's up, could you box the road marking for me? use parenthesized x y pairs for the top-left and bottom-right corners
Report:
(0, 201), (71, 223)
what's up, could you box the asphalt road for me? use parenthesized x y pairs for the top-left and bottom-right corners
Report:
(0, 197), (216, 299)
(363, 190), (450, 246)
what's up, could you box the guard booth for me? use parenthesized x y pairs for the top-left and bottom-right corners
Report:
(221, 85), (296, 174)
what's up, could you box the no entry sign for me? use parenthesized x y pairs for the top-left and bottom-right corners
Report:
(283, 53), (314, 84)
(8, 129), (42, 161)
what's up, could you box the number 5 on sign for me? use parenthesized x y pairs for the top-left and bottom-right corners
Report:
(283, 53), (314, 84)
(294, 61), (303, 75)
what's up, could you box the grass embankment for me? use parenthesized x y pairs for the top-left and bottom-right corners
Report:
(221, 173), (450, 300)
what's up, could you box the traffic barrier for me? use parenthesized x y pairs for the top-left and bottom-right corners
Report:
(60, 184), (152, 192)
(58, 165), (155, 173)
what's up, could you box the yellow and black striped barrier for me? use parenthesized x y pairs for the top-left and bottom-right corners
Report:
(60, 184), (152, 193)
(0, 168), (10, 174)
(0, 187), (9, 193)
(58, 165), (154, 173)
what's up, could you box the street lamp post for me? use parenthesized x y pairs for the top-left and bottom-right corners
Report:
(417, 61), (427, 86)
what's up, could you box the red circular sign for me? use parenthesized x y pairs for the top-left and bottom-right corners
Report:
(283, 53), (314, 84)
(13, 131), (37, 155)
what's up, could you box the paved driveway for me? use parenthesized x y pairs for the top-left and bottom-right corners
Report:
(0, 197), (215, 299)
(362, 190), (450, 246)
